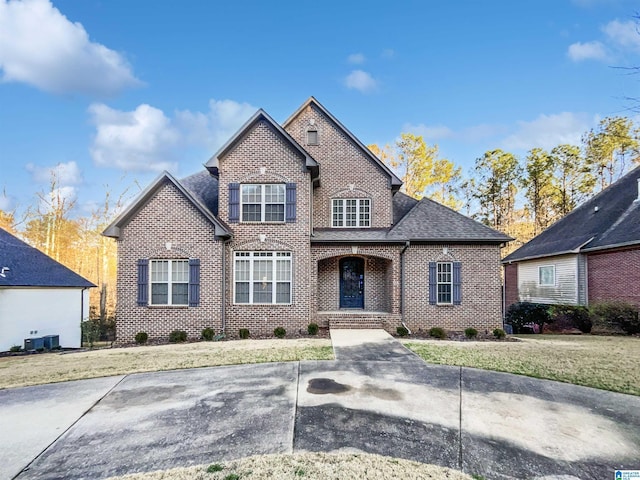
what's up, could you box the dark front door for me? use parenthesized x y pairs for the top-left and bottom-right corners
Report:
(340, 257), (364, 309)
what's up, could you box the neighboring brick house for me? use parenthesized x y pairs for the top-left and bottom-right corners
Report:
(104, 97), (511, 342)
(503, 165), (640, 310)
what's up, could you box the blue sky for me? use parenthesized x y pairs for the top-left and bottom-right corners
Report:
(1, 0), (639, 221)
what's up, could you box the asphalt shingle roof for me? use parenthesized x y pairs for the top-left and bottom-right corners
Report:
(0, 228), (95, 288)
(503, 166), (640, 262)
(181, 170), (219, 216)
(388, 197), (512, 242)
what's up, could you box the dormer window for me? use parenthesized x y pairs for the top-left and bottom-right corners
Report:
(306, 127), (318, 146)
(332, 199), (371, 227)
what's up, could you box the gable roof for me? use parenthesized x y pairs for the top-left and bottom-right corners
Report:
(0, 228), (95, 288)
(503, 165), (640, 262)
(205, 109), (319, 183)
(388, 196), (513, 243)
(283, 97), (403, 191)
(102, 171), (231, 239)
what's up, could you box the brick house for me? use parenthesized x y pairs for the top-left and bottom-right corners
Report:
(503, 165), (640, 309)
(104, 97), (510, 342)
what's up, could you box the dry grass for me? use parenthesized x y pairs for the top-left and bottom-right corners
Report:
(108, 452), (472, 480)
(405, 334), (640, 395)
(0, 339), (333, 390)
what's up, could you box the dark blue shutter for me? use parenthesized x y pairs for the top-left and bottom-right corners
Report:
(453, 262), (462, 305)
(229, 183), (240, 223)
(285, 183), (296, 222)
(189, 259), (200, 307)
(137, 259), (149, 306)
(428, 262), (437, 305)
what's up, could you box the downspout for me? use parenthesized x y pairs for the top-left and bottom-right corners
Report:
(80, 287), (87, 347)
(400, 241), (411, 335)
(221, 238), (231, 335)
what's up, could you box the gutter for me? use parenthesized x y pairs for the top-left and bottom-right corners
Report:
(400, 241), (410, 318)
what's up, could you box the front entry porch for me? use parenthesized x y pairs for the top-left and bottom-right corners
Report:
(311, 247), (403, 332)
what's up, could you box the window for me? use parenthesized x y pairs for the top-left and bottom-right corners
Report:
(150, 260), (189, 305)
(437, 262), (453, 304)
(241, 184), (285, 222)
(332, 199), (371, 227)
(539, 265), (555, 286)
(307, 128), (318, 145)
(234, 251), (292, 304)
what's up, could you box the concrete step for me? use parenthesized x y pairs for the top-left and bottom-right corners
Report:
(329, 319), (384, 329)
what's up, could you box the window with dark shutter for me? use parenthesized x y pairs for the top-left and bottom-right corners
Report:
(137, 259), (149, 306)
(229, 183), (240, 223)
(453, 262), (462, 305)
(286, 183), (296, 222)
(428, 262), (437, 305)
(189, 259), (200, 307)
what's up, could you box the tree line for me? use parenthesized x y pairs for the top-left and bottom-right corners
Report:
(1, 116), (638, 318)
(369, 116), (640, 252)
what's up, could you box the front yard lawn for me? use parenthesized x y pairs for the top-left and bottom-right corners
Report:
(405, 334), (640, 396)
(0, 339), (334, 389)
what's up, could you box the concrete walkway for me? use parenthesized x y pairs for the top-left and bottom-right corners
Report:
(4, 330), (640, 480)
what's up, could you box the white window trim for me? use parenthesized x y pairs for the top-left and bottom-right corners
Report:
(436, 261), (453, 305)
(538, 265), (556, 286)
(233, 251), (292, 305)
(149, 259), (189, 306)
(331, 198), (371, 228)
(240, 183), (286, 223)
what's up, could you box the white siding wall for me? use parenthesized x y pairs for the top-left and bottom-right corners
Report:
(0, 288), (88, 351)
(517, 255), (579, 305)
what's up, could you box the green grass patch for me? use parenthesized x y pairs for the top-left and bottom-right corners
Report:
(405, 335), (640, 396)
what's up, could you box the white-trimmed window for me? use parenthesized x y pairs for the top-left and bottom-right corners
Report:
(234, 251), (292, 304)
(332, 199), (371, 227)
(150, 259), (189, 305)
(307, 127), (319, 145)
(539, 265), (555, 286)
(437, 262), (453, 304)
(241, 184), (285, 222)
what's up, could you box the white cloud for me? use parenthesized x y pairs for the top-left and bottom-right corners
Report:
(175, 98), (256, 150)
(26, 161), (82, 185)
(602, 19), (640, 51)
(89, 103), (180, 172)
(402, 122), (506, 143)
(501, 112), (593, 151)
(0, 191), (12, 211)
(89, 99), (257, 172)
(38, 185), (77, 213)
(0, 0), (140, 95)
(567, 41), (608, 61)
(345, 70), (377, 93)
(347, 53), (365, 64)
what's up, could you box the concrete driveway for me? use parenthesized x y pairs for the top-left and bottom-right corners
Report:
(3, 330), (640, 480)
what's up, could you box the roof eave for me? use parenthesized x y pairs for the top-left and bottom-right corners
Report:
(581, 239), (640, 253)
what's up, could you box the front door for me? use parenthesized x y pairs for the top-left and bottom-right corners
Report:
(340, 257), (364, 309)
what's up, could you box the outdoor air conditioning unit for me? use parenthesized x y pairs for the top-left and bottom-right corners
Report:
(42, 335), (60, 350)
(24, 337), (45, 351)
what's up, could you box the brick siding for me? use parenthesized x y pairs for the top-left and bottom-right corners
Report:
(587, 246), (640, 308)
(503, 263), (518, 310)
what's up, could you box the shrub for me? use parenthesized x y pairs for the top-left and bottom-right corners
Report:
(550, 305), (592, 333)
(201, 328), (215, 341)
(9, 345), (22, 352)
(505, 302), (552, 333)
(493, 328), (506, 339)
(169, 330), (188, 343)
(429, 327), (446, 339)
(396, 326), (409, 337)
(274, 327), (286, 338)
(134, 332), (148, 344)
(207, 464), (224, 473)
(307, 323), (319, 335)
(590, 301), (640, 335)
(239, 328), (250, 339)
(464, 327), (478, 339)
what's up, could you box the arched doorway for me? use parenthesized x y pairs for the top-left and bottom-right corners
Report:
(339, 257), (364, 308)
